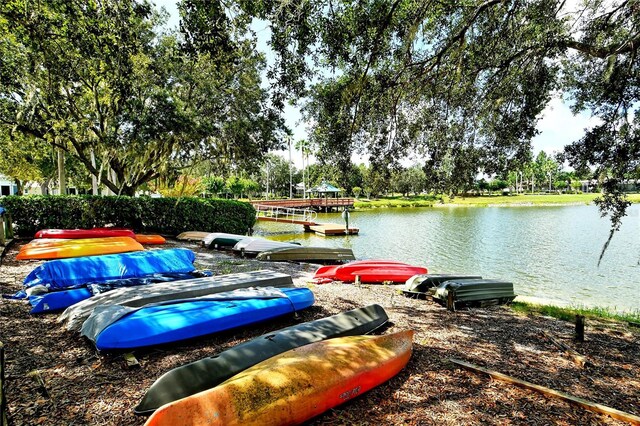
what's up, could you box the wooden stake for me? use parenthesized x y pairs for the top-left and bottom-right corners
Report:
(542, 331), (591, 368)
(447, 290), (456, 312)
(575, 315), (585, 342)
(450, 359), (640, 425)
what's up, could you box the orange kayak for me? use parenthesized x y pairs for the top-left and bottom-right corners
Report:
(135, 235), (166, 245)
(144, 330), (413, 426)
(16, 237), (144, 260)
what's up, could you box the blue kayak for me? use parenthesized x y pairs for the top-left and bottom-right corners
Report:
(23, 248), (196, 291)
(28, 271), (210, 314)
(83, 287), (314, 351)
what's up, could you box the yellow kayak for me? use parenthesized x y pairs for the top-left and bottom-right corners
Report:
(144, 330), (413, 426)
(16, 237), (144, 260)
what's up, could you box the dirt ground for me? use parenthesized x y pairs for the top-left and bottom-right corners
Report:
(1, 239), (639, 425)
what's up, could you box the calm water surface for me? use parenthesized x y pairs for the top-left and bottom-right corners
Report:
(254, 204), (640, 312)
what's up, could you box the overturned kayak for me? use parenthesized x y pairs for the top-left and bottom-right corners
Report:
(314, 260), (408, 280)
(35, 228), (135, 239)
(135, 235), (166, 245)
(433, 278), (517, 307)
(30, 272), (208, 315)
(135, 304), (389, 414)
(83, 287), (315, 351)
(232, 238), (299, 257)
(23, 248), (196, 291)
(175, 231), (210, 242)
(314, 260), (427, 283)
(403, 274), (483, 296)
(16, 237), (144, 260)
(143, 330), (413, 426)
(60, 270), (293, 331)
(256, 246), (356, 263)
(203, 232), (251, 249)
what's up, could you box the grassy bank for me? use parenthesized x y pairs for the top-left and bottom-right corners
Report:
(510, 301), (640, 325)
(354, 192), (640, 209)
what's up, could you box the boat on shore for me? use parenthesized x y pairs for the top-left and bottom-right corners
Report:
(135, 304), (389, 414)
(83, 287), (315, 350)
(203, 232), (251, 249)
(143, 330), (413, 426)
(17, 236), (144, 260)
(35, 228), (135, 239)
(314, 260), (428, 283)
(256, 246), (355, 263)
(232, 238), (300, 257)
(403, 274), (483, 297)
(60, 270), (293, 331)
(433, 278), (516, 307)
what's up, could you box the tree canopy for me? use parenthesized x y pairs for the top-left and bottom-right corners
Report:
(0, 0), (285, 195)
(237, 0), (638, 226)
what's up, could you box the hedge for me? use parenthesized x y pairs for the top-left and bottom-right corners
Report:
(0, 195), (256, 237)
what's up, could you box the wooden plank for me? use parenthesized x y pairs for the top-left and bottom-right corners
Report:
(542, 331), (591, 368)
(450, 358), (640, 425)
(0, 216), (5, 246)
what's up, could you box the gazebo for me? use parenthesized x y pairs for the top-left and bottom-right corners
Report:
(306, 181), (342, 197)
(306, 181), (344, 211)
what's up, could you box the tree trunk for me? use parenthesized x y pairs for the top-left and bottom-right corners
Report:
(14, 179), (24, 196)
(57, 149), (66, 195)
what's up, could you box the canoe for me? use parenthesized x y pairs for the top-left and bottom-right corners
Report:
(403, 274), (483, 295)
(256, 246), (356, 263)
(232, 238), (300, 256)
(314, 260), (409, 280)
(135, 235), (166, 245)
(16, 237), (144, 260)
(175, 231), (210, 242)
(23, 248), (196, 291)
(337, 265), (428, 283)
(35, 228), (135, 239)
(60, 270), (294, 331)
(135, 304), (389, 414)
(83, 287), (315, 350)
(203, 232), (251, 249)
(31, 272), (208, 315)
(433, 278), (516, 307)
(143, 330), (413, 426)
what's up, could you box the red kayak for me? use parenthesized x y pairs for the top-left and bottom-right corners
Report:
(314, 260), (409, 280)
(314, 260), (427, 283)
(336, 265), (428, 283)
(35, 228), (135, 239)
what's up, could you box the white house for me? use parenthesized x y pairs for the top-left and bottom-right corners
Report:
(0, 174), (18, 196)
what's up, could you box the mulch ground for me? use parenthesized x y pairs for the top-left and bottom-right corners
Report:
(1, 239), (638, 425)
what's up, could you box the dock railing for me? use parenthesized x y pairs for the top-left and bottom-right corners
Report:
(254, 204), (318, 225)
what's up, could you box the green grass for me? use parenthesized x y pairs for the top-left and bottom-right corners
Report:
(510, 301), (640, 325)
(353, 193), (640, 209)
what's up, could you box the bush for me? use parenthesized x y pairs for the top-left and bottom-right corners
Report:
(0, 195), (256, 237)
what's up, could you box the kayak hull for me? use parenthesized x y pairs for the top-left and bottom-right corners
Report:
(91, 287), (315, 350)
(135, 304), (389, 414)
(35, 228), (135, 239)
(144, 330), (413, 426)
(17, 237), (143, 260)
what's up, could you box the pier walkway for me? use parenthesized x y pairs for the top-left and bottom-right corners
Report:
(253, 204), (359, 236)
(250, 198), (354, 212)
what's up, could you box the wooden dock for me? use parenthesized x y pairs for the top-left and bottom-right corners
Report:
(251, 198), (354, 212)
(305, 224), (359, 236)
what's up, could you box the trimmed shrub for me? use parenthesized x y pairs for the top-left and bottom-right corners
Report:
(0, 195), (256, 237)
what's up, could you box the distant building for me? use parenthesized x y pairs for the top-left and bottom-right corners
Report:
(0, 174), (18, 196)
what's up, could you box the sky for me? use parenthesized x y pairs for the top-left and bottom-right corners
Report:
(154, 0), (600, 169)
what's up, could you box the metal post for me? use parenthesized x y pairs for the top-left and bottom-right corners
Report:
(342, 206), (350, 235)
(288, 136), (293, 199)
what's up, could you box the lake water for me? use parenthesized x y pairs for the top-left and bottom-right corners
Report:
(254, 203), (640, 312)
